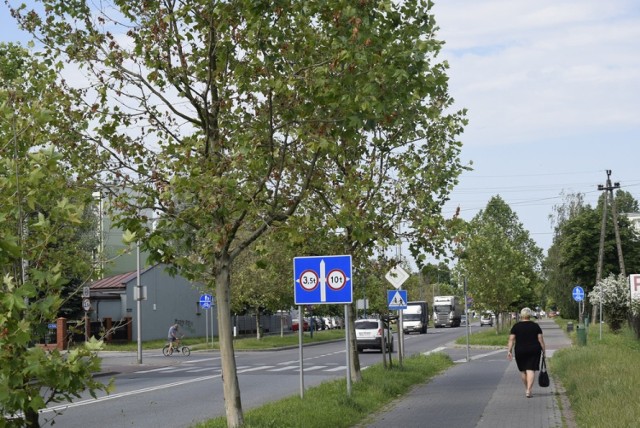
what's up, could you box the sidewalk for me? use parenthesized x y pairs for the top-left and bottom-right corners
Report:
(359, 319), (573, 428)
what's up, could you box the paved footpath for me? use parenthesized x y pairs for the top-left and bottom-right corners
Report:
(359, 320), (573, 428)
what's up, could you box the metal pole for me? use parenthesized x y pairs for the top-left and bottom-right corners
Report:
(345, 304), (352, 396)
(398, 295), (404, 367)
(464, 278), (470, 362)
(205, 306), (209, 348)
(136, 241), (142, 364)
(599, 289), (603, 340)
(298, 305), (304, 398)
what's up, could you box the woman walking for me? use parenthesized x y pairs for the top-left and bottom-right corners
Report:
(507, 307), (546, 398)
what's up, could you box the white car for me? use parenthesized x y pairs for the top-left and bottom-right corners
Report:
(323, 317), (334, 329)
(480, 313), (493, 327)
(355, 319), (394, 353)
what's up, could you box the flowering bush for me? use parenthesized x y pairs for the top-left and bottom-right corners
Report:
(589, 273), (629, 332)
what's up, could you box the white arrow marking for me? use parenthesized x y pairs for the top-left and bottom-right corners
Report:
(320, 260), (326, 302)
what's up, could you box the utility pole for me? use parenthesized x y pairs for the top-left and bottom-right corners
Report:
(594, 170), (625, 327)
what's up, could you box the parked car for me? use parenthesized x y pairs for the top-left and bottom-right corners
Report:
(332, 317), (344, 329)
(480, 313), (493, 327)
(310, 317), (325, 331)
(292, 318), (309, 332)
(355, 319), (394, 353)
(323, 317), (335, 329)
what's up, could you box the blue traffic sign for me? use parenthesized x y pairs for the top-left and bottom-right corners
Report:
(199, 294), (214, 309)
(294, 255), (352, 304)
(572, 286), (585, 302)
(388, 290), (408, 310)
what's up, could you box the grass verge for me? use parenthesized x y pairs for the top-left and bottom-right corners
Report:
(454, 326), (510, 347)
(193, 352), (452, 428)
(551, 322), (640, 428)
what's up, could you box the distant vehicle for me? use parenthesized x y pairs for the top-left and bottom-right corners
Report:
(433, 296), (462, 328)
(310, 317), (325, 330)
(480, 313), (493, 327)
(323, 317), (334, 329)
(332, 316), (344, 329)
(292, 318), (309, 331)
(402, 301), (428, 334)
(355, 319), (394, 353)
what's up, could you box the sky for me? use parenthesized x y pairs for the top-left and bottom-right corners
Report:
(432, 0), (640, 254)
(2, 1), (639, 258)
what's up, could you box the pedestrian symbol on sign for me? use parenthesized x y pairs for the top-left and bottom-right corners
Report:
(387, 290), (408, 310)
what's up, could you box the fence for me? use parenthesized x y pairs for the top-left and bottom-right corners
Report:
(233, 313), (292, 336)
(35, 317), (133, 351)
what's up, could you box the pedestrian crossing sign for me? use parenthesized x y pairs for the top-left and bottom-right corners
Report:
(388, 290), (408, 310)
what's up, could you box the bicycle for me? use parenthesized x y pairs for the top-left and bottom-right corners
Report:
(162, 339), (191, 357)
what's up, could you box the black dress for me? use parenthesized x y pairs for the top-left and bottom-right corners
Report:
(510, 321), (543, 371)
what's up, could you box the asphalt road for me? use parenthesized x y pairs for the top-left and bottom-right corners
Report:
(38, 325), (478, 428)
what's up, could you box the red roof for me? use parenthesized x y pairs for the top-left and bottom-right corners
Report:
(89, 271), (136, 290)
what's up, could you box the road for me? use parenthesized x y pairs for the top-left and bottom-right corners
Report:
(39, 324), (480, 427)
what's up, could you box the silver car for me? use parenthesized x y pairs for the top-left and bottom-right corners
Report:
(480, 313), (493, 327)
(355, 319), (394, 353)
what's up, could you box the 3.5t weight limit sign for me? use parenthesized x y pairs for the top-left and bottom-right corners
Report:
(294, 255), (352, 304)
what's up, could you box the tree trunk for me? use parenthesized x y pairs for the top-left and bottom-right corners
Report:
(215, 258), (244, 428)
(347, 304), (362, 383)
(255, 310), (262, 340)
(25, 406), (40, 427)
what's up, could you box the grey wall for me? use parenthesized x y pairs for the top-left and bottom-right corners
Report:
(128, 264), (214, 341)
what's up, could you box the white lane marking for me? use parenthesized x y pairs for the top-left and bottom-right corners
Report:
(454, 349), (504, 363)
(278, 360), (298, 365)
(237, 365), (274, 373)
(184, 357), (220, 364)
(324, 366), (346, 372)
(302, 366), (327, 372)
(187, 367), (216, 373)
(40, 375), (220, 414)
(422, 346), (446, 356)
(134, 366), (195, 374)
(135, 367), (174, 374)
(268, 365), (299, 372)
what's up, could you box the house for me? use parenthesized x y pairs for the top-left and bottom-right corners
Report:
(624, 212), (640, 232)
(88, 264), (215, 342)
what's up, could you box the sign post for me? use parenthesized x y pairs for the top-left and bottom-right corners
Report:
(199, 294), (213, 347)
(385, 265), (409, 365)
(572, 285), (585, 327)
(294, 255), (353, 398)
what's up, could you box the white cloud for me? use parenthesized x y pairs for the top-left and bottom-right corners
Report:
(434, 0), (640, 148)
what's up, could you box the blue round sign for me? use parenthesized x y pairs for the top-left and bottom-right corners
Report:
(572, 286), (585, 302)
(199, 294), (213, 309)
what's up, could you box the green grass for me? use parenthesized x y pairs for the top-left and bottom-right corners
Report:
(454, 326), (510, 347)
(101, 329), (345, 352)
(551, 322), (640, 428)
(192, 353), (453, 428)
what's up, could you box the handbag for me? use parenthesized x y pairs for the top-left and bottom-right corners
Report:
(538, 354), (550, 387)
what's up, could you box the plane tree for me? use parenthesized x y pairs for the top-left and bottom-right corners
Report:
(275, 0), (466, 380)
(457, 196), (543, 330)
(9, 1), (469, 425)
(0, 42), (110, 428)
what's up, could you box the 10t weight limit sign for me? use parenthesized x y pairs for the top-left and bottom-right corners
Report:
(294, 255), (353, 305)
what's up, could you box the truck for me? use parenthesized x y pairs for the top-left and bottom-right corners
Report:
(433, 295), (462, 328)
(402, 301), (428, 334)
